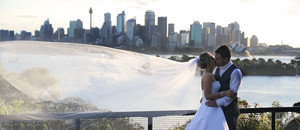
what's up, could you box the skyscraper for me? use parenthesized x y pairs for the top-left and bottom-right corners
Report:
(203, 22), (216, 36)
(151, 30), (161, 48)
(168, 23), (175, 35)
(228, 21), (240, 45)
(203, 22), (216, 49)
(40, 19), (53, 41)
(54, 28), (64, 41)
(190, 21), (202, 48)
(101, 12), (113, 45)
(126, 18), (136, 46)
(0, 30), (9, 41)
(68, 19), (83, 38)
(117, 11), (126, 34)
(250, 35), (259, 48)
(179, 30), (189, 48)
(158, 17), (167, 47)
(168, 32), (177, 51)
(144, 10), (155, 46)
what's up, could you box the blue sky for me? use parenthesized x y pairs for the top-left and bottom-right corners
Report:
(1, 0), (300, 47)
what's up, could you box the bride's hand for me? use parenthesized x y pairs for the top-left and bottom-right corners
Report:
(224, 90), (235, 98)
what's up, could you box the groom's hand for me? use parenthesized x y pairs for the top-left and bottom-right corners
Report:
(206, 100), (218, 107)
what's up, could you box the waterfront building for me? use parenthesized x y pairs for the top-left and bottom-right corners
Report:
(40, 19), (53, 41)
(0, 30), (9, 41)
(158, 17), (167, 47)
(101, 13), (113, 45)
(126, 18), (136, 46)
(144, 10), (155, 46)
(190, 21), (202, 48)
(250, 35), (259, 48)
(168, 23), (175, 35)
(68, 19), (83, 39)
(117, 11), (126, 34)
(179, 30), (189, 48)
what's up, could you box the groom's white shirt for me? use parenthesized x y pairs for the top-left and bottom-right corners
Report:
(212, 61), (243, 107)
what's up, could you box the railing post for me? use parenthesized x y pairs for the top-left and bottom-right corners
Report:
(148, 116), (153, 130)
(272, 111), (275, 130)
(75, 119), (81, 130)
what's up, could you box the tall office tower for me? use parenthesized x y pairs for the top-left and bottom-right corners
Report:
(228, 21), (240, 31)
(0, 30), (9, 41)
(35, 30), (40, 39)
(202, 22), (216, 50)
(203, 22), (216, 36)
(90, 27), (100, 44)
(179, 30), (189, 48)
(168, 32), (178, 51)
(240, 32), (247, 47)
(68, 21), (76, 38)
(56, 28), (64, 41)
(68, 19), (83, 38)
(144, 10), (155, 46)
(9, 31), (14, 40)
(135, 24), (144, 39)
(158, 17), (167, 48)
(40, 19), (53, 41)
(232, 29), (241, 45)
(168, 23), (175, 35)
(89, 7), (93, 29)
(20, 30), (31, 40)
(117, 11), (126, 34)
(228, 21), (240, 45)
(250, 35), (259, 48)
(190, 21), (202, 48)
(216, 25), (222, 47)
(126, 18), (136, 46)
(222, 27), (231, 45)
(101, 12), (113, 45)
(151, 32), (161, 48)
(105, 13), (111, 22)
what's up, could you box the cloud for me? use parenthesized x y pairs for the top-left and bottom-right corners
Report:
(18, 15), (40, 19)
(240, 0), (257, 4)
(118, 0), (166, 7)
(285, 0), (300, 17)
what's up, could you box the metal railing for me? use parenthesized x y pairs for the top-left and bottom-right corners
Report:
(0, 107), (299, 130)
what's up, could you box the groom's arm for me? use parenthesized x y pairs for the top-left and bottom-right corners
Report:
(206, 69), (242, 107)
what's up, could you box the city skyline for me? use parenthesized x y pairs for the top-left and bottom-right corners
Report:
(1, 0), (300, 47)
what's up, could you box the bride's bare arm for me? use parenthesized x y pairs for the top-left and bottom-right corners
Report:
(203, 74), (234, 100)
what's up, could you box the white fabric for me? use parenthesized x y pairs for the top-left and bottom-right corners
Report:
(212, 61), (243, 107)
(0, 41), (202, 112)
(185, 81), (229, 130)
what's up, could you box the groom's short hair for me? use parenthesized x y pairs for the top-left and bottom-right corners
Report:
(215, 45), (231, 60)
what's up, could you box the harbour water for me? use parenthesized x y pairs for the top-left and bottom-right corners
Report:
(159, 54), (300, 107)
(239, 76), (300, 107)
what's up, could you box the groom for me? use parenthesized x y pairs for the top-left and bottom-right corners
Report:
(206, 45), (243, 130)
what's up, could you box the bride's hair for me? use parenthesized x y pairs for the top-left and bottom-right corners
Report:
(198, 52), (213, 69)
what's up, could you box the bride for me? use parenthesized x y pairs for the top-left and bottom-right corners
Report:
(185, 52), (235, 130)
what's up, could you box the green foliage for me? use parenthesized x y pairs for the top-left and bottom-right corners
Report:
(237, 99), (272, 130)
(2, 120), (66, 130)
(171, 119), (191, 130)
(81, 118), (144, 130)
(167, 55), (300, 76)
(168, 55), (195, 62)
(232, 57), (299, 76)
(296, 116), (300, 130)
(238, 112), (272, 130)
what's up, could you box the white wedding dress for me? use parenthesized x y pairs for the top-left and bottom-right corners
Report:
(185, 81), (229, 130)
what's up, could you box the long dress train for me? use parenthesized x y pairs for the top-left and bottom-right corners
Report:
(185, 81), (229, 130)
